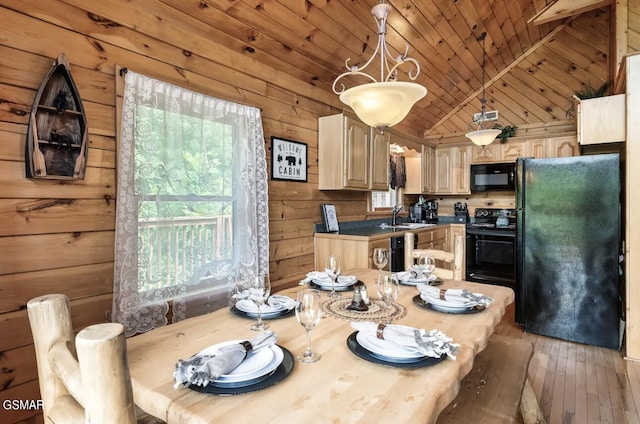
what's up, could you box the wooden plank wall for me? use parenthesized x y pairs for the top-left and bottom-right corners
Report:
(0, 2), (620, 423)
(0, 1), (350, 422)
(628, 0), (640, 52)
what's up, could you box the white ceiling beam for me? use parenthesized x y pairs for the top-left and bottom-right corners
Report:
(528, 0), (612, 25)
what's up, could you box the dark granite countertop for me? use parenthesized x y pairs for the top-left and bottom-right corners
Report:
(314, 217), (463, 239)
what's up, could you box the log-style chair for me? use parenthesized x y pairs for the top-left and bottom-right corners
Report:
(27, 294), (163, 424)
(437, 334), (546, 424)
(404, 233), (464, 281)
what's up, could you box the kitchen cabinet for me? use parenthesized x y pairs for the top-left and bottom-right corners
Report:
(434, 145), (471, 195)
(470, 136), (578, 163)
(526, 139), (547, 158)
(500, 141), (526, 161)
(453, 145), (472, 194)
(370, 131), (390, 190)
(416, 226), (447, 251)
(423, 146), (435, 193)
(405, 145), (435, 195)
(435, 148), (453, 193)
(471, 144), (500, 163)
(318, 113), (389, 190)
(546, 136), (579, 157)
(314, 225), (462, 273)
(576, 94), (626, 145)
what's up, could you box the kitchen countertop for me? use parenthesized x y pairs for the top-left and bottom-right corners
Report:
(315, 222), (464, 241)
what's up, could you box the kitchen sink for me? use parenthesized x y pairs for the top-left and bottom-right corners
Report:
(380, 223), (438, 230)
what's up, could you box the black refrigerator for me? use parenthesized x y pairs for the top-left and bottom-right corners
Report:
(515, 154), (622, 350)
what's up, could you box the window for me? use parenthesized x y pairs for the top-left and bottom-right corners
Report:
(371, 187), (401, 212)
(372, 152), (405, 212)
(113, 71), (268, 336)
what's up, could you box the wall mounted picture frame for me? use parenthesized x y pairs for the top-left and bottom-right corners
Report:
(321, 204), (340, 233)
(270, 136), (308, 182)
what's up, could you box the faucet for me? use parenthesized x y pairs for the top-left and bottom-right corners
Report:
(392, 205), (404, 226)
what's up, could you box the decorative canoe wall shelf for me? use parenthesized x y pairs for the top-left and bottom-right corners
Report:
(26, 53), (88, 180)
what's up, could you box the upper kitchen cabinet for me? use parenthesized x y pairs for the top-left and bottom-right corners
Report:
(370, 130), (390, 190)
(318, 113), (389, 190)
(472, 144), (500, 163)
(547, 136), (579, 157)
(404, 142), (435, 195)
(526, 139), (547, 159)
(576, 94), (626, 145)
(435, 145), (471, 195)
(471, 136), (578, 162)
(500, 141), (527, 161)
(422, 146), (435, 193)
(472, 140), (528, 163)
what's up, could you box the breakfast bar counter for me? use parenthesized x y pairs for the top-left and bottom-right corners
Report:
(126, 268), (514, 423)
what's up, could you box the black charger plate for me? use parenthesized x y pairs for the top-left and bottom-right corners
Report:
(412, 295), (485, 314)
(188, 345), (295, 396)
(346, 332), (445, 369)
(230, 305), (295, 320)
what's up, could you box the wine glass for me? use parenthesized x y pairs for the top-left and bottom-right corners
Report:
(372, 248), (389, 275)
(248, 274), (271, 331)
(295, 289), (323, 363)
(418, 255), (436, 277)
(376, 274), (399, 324)
(324, 255), (341, 299)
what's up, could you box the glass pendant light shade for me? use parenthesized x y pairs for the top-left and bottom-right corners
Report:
(332, 2), (426, 131)
(465, 128), (502, 146)
(340, 82), (427, 129)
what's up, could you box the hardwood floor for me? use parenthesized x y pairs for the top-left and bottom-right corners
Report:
(494, 303), (640, 424)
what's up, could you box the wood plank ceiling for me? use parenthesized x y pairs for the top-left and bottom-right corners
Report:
(128, 0), (611, 141)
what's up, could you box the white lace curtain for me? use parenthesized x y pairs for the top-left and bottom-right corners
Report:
(113, 71), (269, 336)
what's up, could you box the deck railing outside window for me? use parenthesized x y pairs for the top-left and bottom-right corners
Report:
(138, 215), (233, 291)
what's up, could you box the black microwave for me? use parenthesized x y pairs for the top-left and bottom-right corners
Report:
(470, 162), (516, 192)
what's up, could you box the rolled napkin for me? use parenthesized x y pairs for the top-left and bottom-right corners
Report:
(300, 271), (330, 285)
(395, 270), (437, 284)
(351, 322), (459, 359)
(236, 295), (297, 314)
(266, 294), (297, 310)
(173, 330), (279, 389)
(416, 284), (494, 307)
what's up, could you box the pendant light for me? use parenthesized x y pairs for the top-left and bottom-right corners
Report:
(332, 1), (427, 132)
(465, 32), (501, 147)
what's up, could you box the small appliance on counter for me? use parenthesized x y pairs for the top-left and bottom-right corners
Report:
(424, 200), (438, 224)
(409, 202), (425, 223)
(453, 202), (469, 223)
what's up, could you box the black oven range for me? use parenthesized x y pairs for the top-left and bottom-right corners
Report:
(465, 208), (516, 290)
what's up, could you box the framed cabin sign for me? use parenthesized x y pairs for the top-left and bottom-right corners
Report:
(25, 53), (89, 180)
(270, 137), (308, 182)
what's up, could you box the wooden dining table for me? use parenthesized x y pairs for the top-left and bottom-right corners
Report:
(126, 268), (515, 424)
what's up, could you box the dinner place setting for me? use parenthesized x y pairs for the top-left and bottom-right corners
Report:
(346, 321), (459, 368)
(413, 283), (494, 314)
(173, 330), (295, 395)
(231, 271), (297, 327)
(300, 255), (360, 295)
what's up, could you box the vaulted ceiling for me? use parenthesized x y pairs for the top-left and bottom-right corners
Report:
(51, 0), (610, 143)
(165, 0), (611, 142)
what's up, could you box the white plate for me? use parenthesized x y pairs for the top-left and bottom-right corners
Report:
(235, 299), (288, 316)
(420, 296), (474, 313)
(313, 275), (357, 289)
(398, 277), (428, 286)
(196, 341), (283, 384)
(356, 331), (424, 360)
